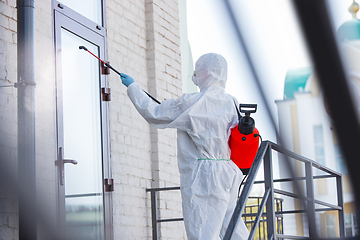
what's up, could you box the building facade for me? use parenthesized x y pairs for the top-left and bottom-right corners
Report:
(0, 0), (191, 239)
(275, 3), (360, 236)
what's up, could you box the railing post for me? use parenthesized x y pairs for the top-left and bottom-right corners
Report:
(151, 191), (159, 240)
(264, 146), (276, 239)
(305, 162), (317, 237)
(336, 175), (345, 237)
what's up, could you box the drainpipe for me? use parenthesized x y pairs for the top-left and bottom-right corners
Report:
(17, 0), (36, 239)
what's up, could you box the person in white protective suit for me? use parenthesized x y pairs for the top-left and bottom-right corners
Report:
(120, 53), (249, 240)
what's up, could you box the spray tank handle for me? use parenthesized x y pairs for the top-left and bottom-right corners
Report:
(238, 104), (257, 135)
(239, 104), (257, 114)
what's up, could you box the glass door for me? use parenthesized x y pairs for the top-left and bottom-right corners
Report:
(54, 10), (109, 240)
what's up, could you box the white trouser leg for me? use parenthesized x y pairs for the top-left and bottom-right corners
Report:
(220, 161), (249, 240)
(181, 161), (238, 240)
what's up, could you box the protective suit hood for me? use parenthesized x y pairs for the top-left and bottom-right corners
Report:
(192, 53), (227, 91)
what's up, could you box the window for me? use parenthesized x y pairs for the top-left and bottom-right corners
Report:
(325, 214), (336, 237)
(314, 125), (325, 173)
(345, 214), (358, 237)
(58, 0), (103, 25)
(334, 144), (347, 174)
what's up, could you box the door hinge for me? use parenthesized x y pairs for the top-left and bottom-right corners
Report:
(101, 87), (111, 101)
(101, 61), (111, 75)
(104, 179), (114, 192)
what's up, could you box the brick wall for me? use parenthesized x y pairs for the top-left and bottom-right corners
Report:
(107, 0), (151, 239)
(107, 0), (185, 238)
(1, 0), (57, 238)
(0, 0), (186, 239)
(34, 0), (57, 238)
(0, 0), (18, 239)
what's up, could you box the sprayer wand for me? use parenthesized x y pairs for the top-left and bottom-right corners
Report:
(79, 46), (161, 104)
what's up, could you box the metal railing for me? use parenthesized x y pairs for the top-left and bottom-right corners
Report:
(224, 141), (345, 240)
(145, 186), (183, 240)
(146, 189), (285, 240)
(146, 141), (345, 240)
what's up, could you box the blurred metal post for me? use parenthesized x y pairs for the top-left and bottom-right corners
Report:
(337, 175), (345, 237)
(151, 190), (159, 240)
(305, 162), (316, 237)
(17, 0), (36, 239)
(264, 147), (276, 239)
(293, 0), (360, 219)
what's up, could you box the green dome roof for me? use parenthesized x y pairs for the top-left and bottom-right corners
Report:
(283, 67), (312, 100)
(337, 19), (360, 42)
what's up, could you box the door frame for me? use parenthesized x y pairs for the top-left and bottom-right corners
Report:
(53, 2), (112, 239)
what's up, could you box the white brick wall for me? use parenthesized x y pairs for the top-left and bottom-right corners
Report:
(145, 1), (185, 239)
(0, 0), (18, 239)
(108, 0), (185, 239)
(0, 0), (186, 239)
(107, 1), (152, 239)
(34, 0), (57, 238)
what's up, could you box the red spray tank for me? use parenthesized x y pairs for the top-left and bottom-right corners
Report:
(229, 104), (260, 175)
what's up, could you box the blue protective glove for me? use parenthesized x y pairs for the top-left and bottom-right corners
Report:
(120, 73), (135, 87)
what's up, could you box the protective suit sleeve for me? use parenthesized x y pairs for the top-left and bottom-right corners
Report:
(127, 82), (193, 130)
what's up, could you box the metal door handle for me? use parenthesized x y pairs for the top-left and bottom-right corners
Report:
(63, 159), (78, 165)
(56, 147), (78, 185)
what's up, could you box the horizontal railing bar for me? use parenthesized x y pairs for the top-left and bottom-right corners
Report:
(65, 193), (102, 198)
(251, 174), (335, 185)
(244, 218), (284, 224)
(244, 207), (341, 216)
(279, 208), (342, 215)
(146, 186), (180, 192)
(244, 204), (262, 208)
(315, 207), (342, 212)
(243, 213), (283, 217)
(251, 180), (264, 184)
(279, 209), (307, 214)
(244, 219), (268, 224)
(313, 174), (336, 179)
(247, 196), (283, 200)
(157, 218), (183, 223)
(274, 189), (312, 201)
(245, 202), (283, 207)
(272, 177), (306, 183)
(273, 189), (341, 211)
(314, 199), (342, 210)
(243, 217), (283, 222)
(271, 143), (341, 176)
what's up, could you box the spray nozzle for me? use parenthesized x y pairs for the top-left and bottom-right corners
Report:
(79, 46), (88, 51)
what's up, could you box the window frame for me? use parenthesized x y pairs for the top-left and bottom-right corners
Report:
(313, 125), (325, 174)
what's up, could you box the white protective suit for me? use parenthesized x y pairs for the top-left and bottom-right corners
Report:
(127, 53), (249, 240)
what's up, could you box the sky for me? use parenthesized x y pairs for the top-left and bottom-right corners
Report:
(186, 0), (355, 143)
